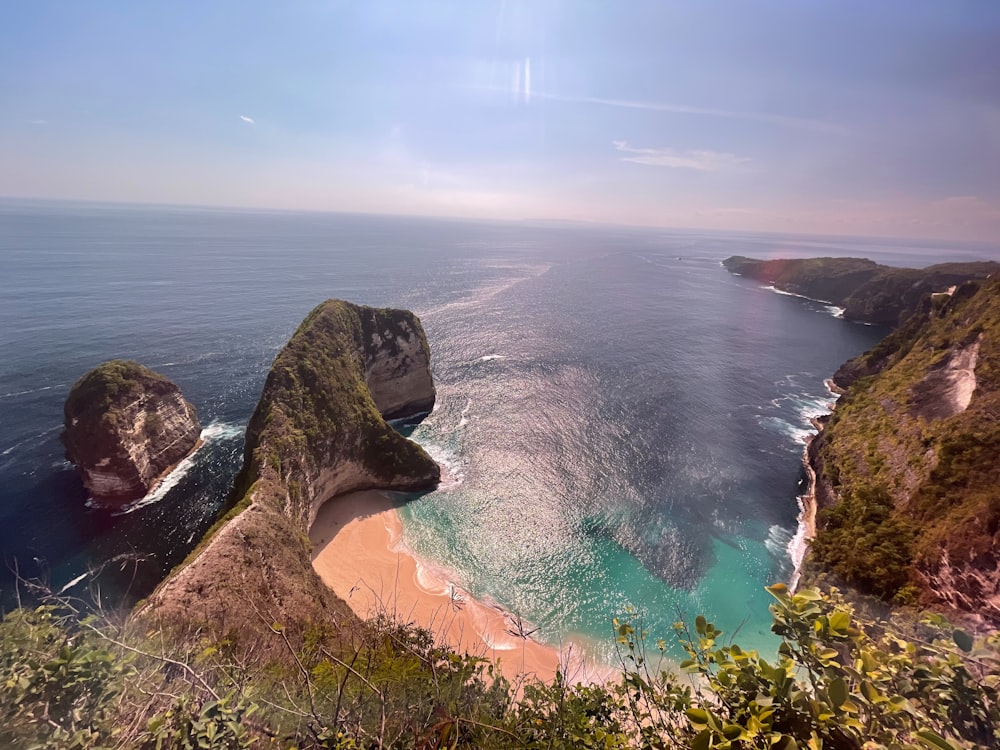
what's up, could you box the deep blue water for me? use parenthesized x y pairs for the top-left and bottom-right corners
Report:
(2, 200), (995, 659)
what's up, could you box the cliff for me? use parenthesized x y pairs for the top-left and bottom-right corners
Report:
(722, 255), (999, 326)
(62, 360), (200, 505)
(135, 300), (439, 642)
(805, 278), (1000, 626)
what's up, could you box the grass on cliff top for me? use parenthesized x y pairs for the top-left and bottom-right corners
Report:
(181, 300), (435, 576)
(240, 299), (434, 485)
(64, 359), (173, 417)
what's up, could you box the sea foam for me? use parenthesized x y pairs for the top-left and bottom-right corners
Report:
(110, 421), (245, 515)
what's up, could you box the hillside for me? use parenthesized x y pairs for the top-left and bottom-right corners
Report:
(807, 278), (1000, 625)
(723, 255), (999, 325)
(135, 300), (440, 646)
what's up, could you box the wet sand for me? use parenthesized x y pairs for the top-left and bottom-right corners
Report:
(309, 491), (609, 684)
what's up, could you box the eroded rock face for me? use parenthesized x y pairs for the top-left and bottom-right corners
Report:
(805, 278), (1000, 627)
(136, 301), (439, 643)
(62, 360), (201, 505)
(358, 306), (436, 420)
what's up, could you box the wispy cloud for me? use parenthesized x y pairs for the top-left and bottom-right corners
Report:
(562, 92), (846, 134)
(27, 119), (47, 125)
(239, 115), (255, 125)
(468, 85), (846, 134)
(613, 141), (750, 171)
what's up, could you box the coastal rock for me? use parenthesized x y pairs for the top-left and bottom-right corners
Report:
(804, 277), (1000, 626)
(722, 255), (999, 326)
(135, 301), (439, 644)
(62, 360), (200, 506)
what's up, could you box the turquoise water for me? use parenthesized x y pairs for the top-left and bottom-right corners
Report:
(392, 247), (891, 662)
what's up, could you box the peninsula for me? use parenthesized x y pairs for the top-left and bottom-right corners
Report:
(136, 300), (440, 642)
(722, 255), (998, 325)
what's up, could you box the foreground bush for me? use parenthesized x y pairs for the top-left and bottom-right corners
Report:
(1, 585), (997, 749)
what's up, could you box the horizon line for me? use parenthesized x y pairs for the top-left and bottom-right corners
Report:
(0, 193), (993, 251)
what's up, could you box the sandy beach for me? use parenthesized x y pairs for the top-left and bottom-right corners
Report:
(309, 491), (609, 684)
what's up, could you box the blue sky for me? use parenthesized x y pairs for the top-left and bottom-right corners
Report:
(2, 1), (999, 240)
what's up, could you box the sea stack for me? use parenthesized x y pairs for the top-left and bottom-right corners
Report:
(62, 360), (201, 506)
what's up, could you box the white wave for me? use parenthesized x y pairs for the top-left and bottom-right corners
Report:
(457, 398), (472, 429)
(764, 285), (847, 318)
(787, 495), (811, 590)
(2, 424), (62, 456)
(412, 559), (461, 597)
(762, 284), (834, 305)
(793, 396), (834, 424)
(418, 442), (465, 491)
(110, 421), (243, 515)
(765, 524), (794, 559)
(199, 421), (245, 441)
(759, 416), (813, 444)
(478, 354), (505, 362)
(0, 384), (63, 399)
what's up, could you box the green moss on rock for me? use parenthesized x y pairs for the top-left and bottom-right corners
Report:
(138, 300), (439, 644)
(62, 360), (200, 504)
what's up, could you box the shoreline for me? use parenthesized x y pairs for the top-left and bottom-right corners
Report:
(788, 381), (839, 590)
(309, 491), (613, 685)
(788, 440), (818, 591)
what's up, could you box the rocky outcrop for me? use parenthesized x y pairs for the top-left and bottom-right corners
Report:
(723, 255), (999, 326)
(62, 360), (201, 506)
(135, 301), (439, 643)
(804, 278), (1000, 627)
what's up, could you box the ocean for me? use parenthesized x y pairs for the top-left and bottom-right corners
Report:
(2, 200), (995, 662)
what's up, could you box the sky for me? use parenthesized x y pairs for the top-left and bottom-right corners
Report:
(2, 1), (999, 241)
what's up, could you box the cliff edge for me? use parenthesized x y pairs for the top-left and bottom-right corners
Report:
(135, 301), (439, 641)
(805, 279), (1000, 627)
(723, 255), (999, 326)
(62, 360), (201, 506)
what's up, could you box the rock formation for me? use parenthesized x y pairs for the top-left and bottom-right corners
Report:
(135, 301), (439, 643)
(804, 278), (1000, 627)
(723, 255), (999, 326)
(62, 360), (201, 506)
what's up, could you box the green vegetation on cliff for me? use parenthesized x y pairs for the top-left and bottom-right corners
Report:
(206, 301), (439, 549)
(231, 300), (438, 516)
(809, 279), (1000, 617)
(65, 360), (173, 414)
(4, 585), (997, 749)
(138, 300), (439, 651)
(722, 256), (999, 326)
(63, 360), (183, 447)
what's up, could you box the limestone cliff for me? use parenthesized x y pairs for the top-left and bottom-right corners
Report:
(723, 255), (999, 326)
(135, 301), (439, 641)
(62, 360), (201, 505)
(805, 279), (1000, 627)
